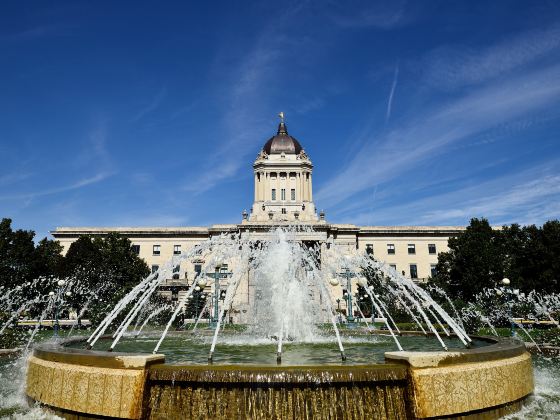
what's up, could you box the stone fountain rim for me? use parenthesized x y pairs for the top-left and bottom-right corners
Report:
(30, 333), (526, 371)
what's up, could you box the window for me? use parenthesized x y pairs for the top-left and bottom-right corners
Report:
(428, 244), (437, 254)
(387, 244), (395, 254)
(172, 264), (180, 279)
(271, 189), (276, 201)
(281, 208), (287, 214)
(194, 264), (202, 278)
(291, 188), (296, 200)
(390, 264), (397, 270)
(173, 244), (181, 255)
(408, 244), (416, 255)
(153, 245), (160, 255)
(366, 244), (374, 256)
(430, 264), (437, 277)
(410, 264), (418, 279)
(131, 245), (140, 255)
(151, 265), (159, 274)
(281, 188), (286, 200)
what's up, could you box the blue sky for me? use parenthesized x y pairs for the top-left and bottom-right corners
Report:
(1, 0), (560, 240)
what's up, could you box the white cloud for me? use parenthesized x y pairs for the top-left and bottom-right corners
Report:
(0, 171), (114, 201)
(130, 87), (167, 122)
(421, 23), (560, 90)
(326, 0), (408, 29)
(315, 63), (560, 209)
(345, 163), (560, 226)
(385, 63), (399, 122)
(0, 172), (33, 186)
(180, 11), (308, 195)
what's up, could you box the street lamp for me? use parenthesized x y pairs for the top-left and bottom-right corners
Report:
(53, 280), (67, 337)
(500, 278), (516, 337)
(205, 265), (233, 328)
(194, 286), (201, 323)
(336, 298), (341, 323)
(335, 265), (357, 324)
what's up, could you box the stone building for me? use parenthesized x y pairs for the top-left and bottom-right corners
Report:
(52, 116), (463, 315)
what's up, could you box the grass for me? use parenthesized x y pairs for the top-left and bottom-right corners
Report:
(477, 326), (560, 345)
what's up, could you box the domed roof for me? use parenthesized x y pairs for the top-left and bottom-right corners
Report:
(263, 122), (303, 155)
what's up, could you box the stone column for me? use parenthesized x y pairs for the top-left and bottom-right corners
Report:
(309, 173), (313, 201)
(304, 172), (309, 201)
(254, 173), (260, 202)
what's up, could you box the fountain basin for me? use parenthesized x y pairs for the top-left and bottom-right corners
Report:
(26, 335), (533, 419)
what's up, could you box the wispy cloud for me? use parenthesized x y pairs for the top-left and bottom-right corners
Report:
(0, 171), (114, 201)
(385, 62), (399, 123)
(421, 23), (560, 90)
(315, 61), (560, 209)
(421, 175), (560, 225)
(294, 97), (326, 115)
(183, 161), (240, 194)
(326, 0), (408, 29)
(346, 162), (560, 226)
(181, 10), (309, 195)
(131, 87), (167, 122)
(0, 172), (33, 186)
(0, 23), (71, 42)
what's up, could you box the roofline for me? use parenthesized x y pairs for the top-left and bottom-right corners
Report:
(51, 224), (469, 238)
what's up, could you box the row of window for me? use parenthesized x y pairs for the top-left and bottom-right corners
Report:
(151, 262), (437, 280)
(132, 244), (183, 256)
(139, 243), (438, 257)
(365, 243), (437, 255)
(151, 263), (220, 280)
(387, 264), (438, 279)
(271, 188), (296, 201)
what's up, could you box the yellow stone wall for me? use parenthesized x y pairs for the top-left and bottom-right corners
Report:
(409, 352), (534, 418)
(26, 355), (147, 419)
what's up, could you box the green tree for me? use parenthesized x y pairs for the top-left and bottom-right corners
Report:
(63, 233), (150, 323)
(431, 218), (506, 301)
(0, 218), (36, 290)
(33, 238), (65, 279)
(503, 221), (560, 294)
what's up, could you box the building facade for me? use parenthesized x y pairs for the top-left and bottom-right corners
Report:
(52, 117), (463, 314)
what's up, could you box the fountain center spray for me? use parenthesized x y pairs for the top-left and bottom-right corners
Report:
(248, 228), (323, 342)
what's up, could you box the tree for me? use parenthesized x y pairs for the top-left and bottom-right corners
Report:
(63, 233), (150, 323)
(431, 218), (560, 302)
(431, 218), (506, 301)
(503, 221), (560, 294)
(0, 218), (36, 290)
(33, 238), (65, 279)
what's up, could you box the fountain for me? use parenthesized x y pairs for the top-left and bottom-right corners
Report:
(17, 226), (538, 419)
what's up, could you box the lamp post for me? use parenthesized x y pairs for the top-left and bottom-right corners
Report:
(194, 286), (201, 322)
(334, 267), (356, 324)
(499, 278), (517, 337)
(205, 265), (233, 328)
(52, 279), (67, 337)
(336, 298), (341, 323)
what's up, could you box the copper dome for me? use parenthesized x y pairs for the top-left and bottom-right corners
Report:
(262, 122), (303, 155)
